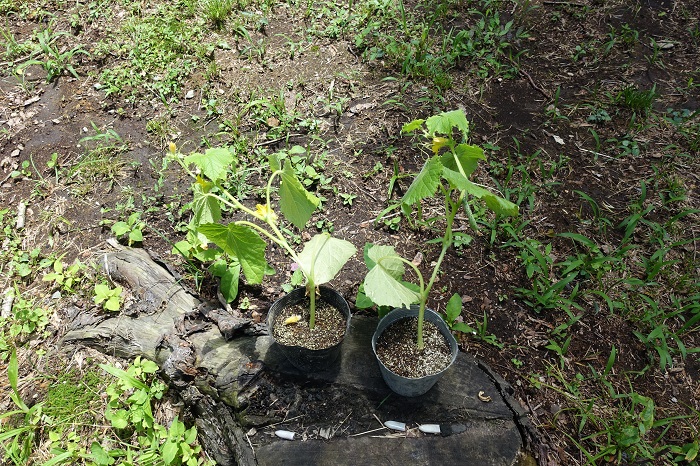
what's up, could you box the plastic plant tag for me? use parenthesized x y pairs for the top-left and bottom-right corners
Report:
(384, 421), (406, 431)
(418, 424), (441, 434)
(275, 430), (295, 440)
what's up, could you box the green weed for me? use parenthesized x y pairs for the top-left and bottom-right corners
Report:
(533, 361), (699, 463)
(109, 211), (146, 246)
(0, 350), (43, 465)
(443, 293), (503, 349)
(42, 256), (86, 294)
(201, 0), (234, 29)
(96, 4), (205, 101)
(0, 24), (33, 62)
(346, 0), (527, 89)
(0, 354), (213, 465)
(94, 282), (123, 312)
(16, 28), (88, 82)
(616, 84), (657, 117)
(67, 123), (129, 194)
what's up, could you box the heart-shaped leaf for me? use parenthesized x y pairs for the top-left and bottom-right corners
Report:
(441, 143), (484, 177)
(198, 223), (267, 284)
(297, 233), (356, 285)
(184, 147), (234, 183)
(363, 245), (420, 308)
(367, 245), (405, 280)
(363, 265), (420, 309)
(425, 109), (469, 137)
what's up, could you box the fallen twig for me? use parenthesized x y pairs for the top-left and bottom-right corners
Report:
(543, 1), (586, 6)
(519, 67), (551, 100)
(575, 143), (615, 160)
(265, 414), (305, 429)
(349, 426), (387, 437)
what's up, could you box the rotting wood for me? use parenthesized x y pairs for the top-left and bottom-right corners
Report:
(62, 246), (259, 466)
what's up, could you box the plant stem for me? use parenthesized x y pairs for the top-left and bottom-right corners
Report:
(418, 190), (461, 349)
(394, 257), (427, 349)
(266, 170), (283, 209)
(218, 191), (258, 218)
(451, 148), (480, 232)
(462, 198), (479, 231)
(215, 182), (301, 264)
(308, 279), (316, 329)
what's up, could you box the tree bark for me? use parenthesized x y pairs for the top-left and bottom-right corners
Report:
(63, 246), (259, 465)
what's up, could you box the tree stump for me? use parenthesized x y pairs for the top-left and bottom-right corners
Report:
(63, 246), (538, 466)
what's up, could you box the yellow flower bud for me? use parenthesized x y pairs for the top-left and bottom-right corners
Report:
(431, 137), (448, 154)
(255, 204), (277, 222)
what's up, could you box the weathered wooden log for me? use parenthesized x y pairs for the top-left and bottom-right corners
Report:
(62, 247), (260, 465)
(63, 246), (537, 466)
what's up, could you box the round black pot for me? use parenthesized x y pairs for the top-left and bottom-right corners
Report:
(267, 286), (351, 372)
(372, 306), (458, 397)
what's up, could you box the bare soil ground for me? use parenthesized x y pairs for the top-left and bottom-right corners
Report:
(1, 0), (699, 464)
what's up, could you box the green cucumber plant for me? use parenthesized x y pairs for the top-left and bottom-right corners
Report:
(174, 145), (355, 329)
(363, 110), (518, 349)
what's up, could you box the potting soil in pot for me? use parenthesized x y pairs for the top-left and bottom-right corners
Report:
(375, 317), (453, 378)
(271, 299), (347, 350)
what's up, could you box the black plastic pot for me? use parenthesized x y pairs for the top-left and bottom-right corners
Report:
(372, 306), (458, 397)
(267, 286), (351, 372)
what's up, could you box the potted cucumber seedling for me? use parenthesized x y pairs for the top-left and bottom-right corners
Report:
(174, 145), (356, 371)
(363, 110), (518, 396)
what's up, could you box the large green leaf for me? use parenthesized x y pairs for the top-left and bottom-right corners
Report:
(441, 143), (485, 177)
(442, 168), (519, 217)
(401, 156), (443, 207)
(184, 147), (234, 183)
(198, 223), (267, 284)
(367, 245), (405, 280)
(297, 233), (356, 285)
(362, 245), (420, 308)
(363, 264), (420, 309)
(425, 109), (469, 137)
(279, 160), (320, 229)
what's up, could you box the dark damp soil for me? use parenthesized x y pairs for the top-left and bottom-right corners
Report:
(271, 299), (347, 350)
(375, 317), (453, 378)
